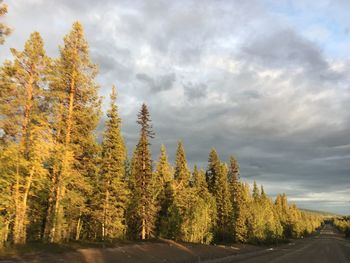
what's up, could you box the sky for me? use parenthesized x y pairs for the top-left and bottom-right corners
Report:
(1, 0), (350, 215)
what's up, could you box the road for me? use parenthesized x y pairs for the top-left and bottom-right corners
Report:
(207, 224), (350, 263)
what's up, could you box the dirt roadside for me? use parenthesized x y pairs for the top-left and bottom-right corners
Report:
(0, 239), (268, 263)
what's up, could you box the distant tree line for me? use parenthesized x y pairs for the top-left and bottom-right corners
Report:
(333, 217), (350, 238)
(0, 22), (322, 247)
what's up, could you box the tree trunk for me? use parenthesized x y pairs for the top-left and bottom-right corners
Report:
(46, 72), (75, 243)
(13, 157), (21, 244)
(65, 73), (75, 146)
(102, 187), (110, 240)
(75, 212), (82, 241)
(141, 206), (146, 240)
(13, 74), (34, 245)
(13, 166), (35, 244)
(21, 75), (34, 156)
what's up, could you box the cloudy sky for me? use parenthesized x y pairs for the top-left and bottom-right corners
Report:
(1, 0), (350, 214)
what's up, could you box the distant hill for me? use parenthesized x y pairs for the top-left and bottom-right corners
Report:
(300, 208), (341, 217)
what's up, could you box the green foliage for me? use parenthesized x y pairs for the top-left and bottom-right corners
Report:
(333, 217), (350, 237)
(206, 149), (232, 242)
(170, 142), (192, 240)
(274, 194), (321, 239)
(174, 141), (190, 186)
(93, 86), (128, 241)
(189, 167), (216, 244)
(127, 104), (157, 240)
(233, 182), (251, 242)
(164, 144), (216, 244)
(44, 21), (101, 243)
(247, 195), (283, 244)
(0, 31), (51, 245)
(154, 145), (173, 236)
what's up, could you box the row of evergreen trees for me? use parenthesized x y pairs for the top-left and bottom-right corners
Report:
(0, 22), (321, 247)
(333, 217), (350, 237)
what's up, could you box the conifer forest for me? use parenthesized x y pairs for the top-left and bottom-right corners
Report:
(0, 15), (323, 248)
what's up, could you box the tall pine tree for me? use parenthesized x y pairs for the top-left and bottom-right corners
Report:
(44, 22), (101, 243)
(190, 166), (216, 244)
(0, 32), (50, 244)
(228, 156), (244, 242)
(128, 104), (157, 240)
(206, 149), (232, 241)
(96, 85), (128, 240)
(154, 145), (173, 236)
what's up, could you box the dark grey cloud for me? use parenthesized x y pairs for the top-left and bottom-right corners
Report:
(2, 0), (350, 215)
(136, 72), (176, 93)
(183, 82), (208, 100)
(242, 29), (345, 82)
(243, 29), (327, 69)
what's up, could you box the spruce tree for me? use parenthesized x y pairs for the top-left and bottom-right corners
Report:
(205, 149), (219, 192)
(96, 86), (128, 240)
(171, 141), (192, 240)
(190, 166), (216, 243)
(252, 181), (260, 202)
(234, 182), (251, 242)
(192, 165), (208, 194)
(44, 22), (101, 243)
(247, 183), (284, 243)
(128, 103), (157, 240)
(228, 156), (243, 241)
(260, 185), (267, 200)
(154, 144), (173, 192)
(174, 141), (191, 187)
(173, 141), (191, 211)
(154, 145), (173, 236)
(206, 149), (232, 241)
(228, 156), (240, 182)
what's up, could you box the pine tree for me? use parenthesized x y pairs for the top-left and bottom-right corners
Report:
(206, 149), (232, 241)
(228, 156), (240, 182)
(174, 141), (191, 188)
(0, 1), (11, 45)
(190, 166), (216, 243)
(275, 193), (291, 238)
(173, 141), (191, 211)
(44, 22), (101, 243)
(0, 143), (18, 246)
(252, 181), (260, 202)
(192, 165), (208, 194)
(234, 182), (251, 242)
(228, 156), (243, 241)
(95, 85), (128, 240)
(128, 103), (157, 240)
(171, 142), (192, 240)
(0, 32), (50, 244)
(247, 183), (284, 244)
(260, 185), (267, 200)
(155, 145), (173, 183)
(154, 145), (173, 236)
(206, 149), (220, 192)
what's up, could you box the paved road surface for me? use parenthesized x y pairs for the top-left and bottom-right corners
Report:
(207, 224), (350, 263)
